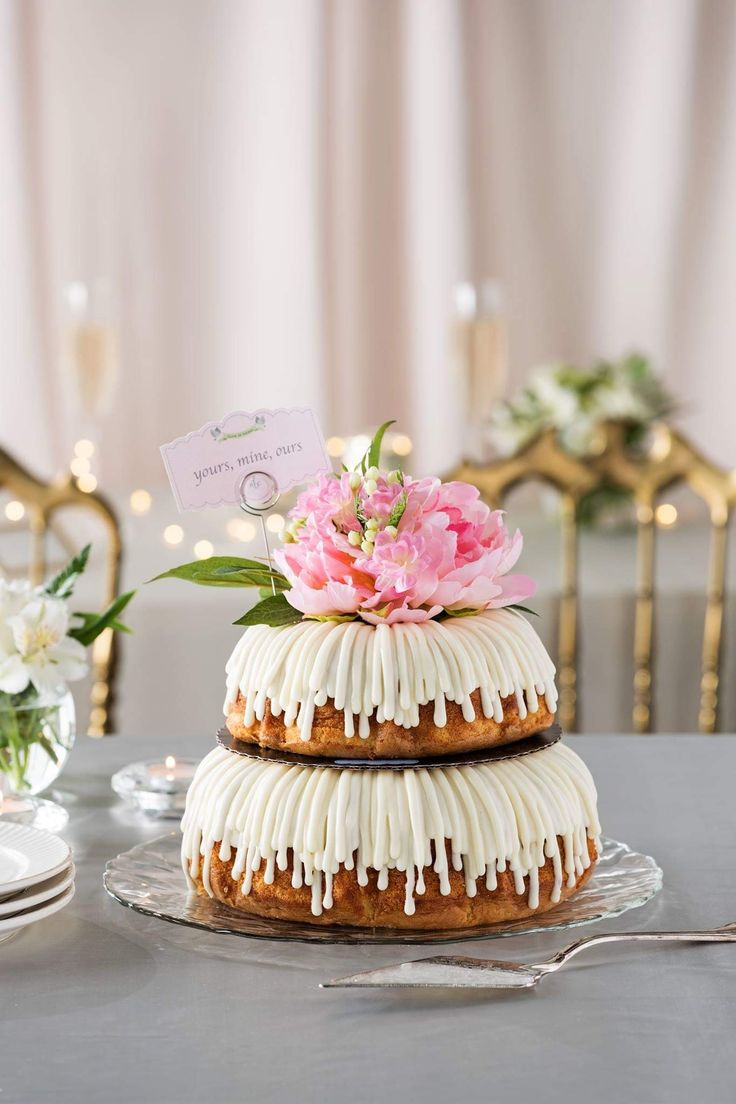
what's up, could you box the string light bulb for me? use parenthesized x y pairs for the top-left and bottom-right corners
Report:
(74, 439), (95, 459)
(266, 514), (285, 533)
(4, 501), (25, 522)
(130, 489), (152, 515)
(77, 474), (98, 493)
(655, 503), (678, 528)
(194, 539), (214, 559)
(326, 436), (346, 458)
(226, 518), (256, 542)
(70, 457), (91, 477)
(392, 434), (413, 456)
(164, 525), (184, 545)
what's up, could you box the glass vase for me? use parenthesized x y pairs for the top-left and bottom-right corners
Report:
(0, 692), (76, 831)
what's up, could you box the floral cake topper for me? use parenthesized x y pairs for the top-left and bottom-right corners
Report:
(154, 421), (535, 627)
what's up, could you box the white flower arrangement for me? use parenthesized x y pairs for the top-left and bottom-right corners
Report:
(0, 582), (89, 698)
(0, 546), (134, 791)
(488, 354), (672, 459)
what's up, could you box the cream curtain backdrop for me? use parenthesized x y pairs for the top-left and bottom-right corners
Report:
(2, 0), (736, 489)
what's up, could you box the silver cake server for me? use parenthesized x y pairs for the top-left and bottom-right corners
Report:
(321, 923), (736, 990)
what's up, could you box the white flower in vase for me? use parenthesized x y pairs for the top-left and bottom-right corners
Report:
(0, 594), (88, 698)
(486, 353), (674, 527)
(0, 580), (34, 649)
(528, 368), (579, 427)
(593, 375), (646, 422)
(487, 405), (533, 457)
(0, 546), (135, 795)
(559, 415), (598, 457)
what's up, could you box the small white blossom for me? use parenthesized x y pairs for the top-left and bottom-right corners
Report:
(530, 369), (578, 425)
(0, 585), (88, 698)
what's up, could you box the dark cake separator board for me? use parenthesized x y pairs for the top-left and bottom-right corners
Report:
(215, 724), (562, 770)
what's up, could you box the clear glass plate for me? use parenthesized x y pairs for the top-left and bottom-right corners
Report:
(104, 833), (662, 946)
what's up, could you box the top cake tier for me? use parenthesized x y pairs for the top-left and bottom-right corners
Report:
(224, 608), (557, 759)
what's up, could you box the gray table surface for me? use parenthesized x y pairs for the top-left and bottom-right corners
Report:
(2, 733), (735, 1104)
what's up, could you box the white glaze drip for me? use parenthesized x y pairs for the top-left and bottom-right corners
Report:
(225, 609), (557, 741)
(181, 743), (599, 917)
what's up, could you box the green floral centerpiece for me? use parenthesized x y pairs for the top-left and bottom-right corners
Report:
(0, 546), (134, 794)
(488, 354), (674, 525)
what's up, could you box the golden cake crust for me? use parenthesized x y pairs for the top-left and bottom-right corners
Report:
(193, 838), (596, 930)
(225, 691), (555, 760)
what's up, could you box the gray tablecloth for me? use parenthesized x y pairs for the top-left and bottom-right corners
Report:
(3, 733), (735, 1104)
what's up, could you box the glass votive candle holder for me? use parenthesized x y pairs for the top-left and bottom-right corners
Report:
(0, 792), (69, 833)
(111, 756), (197, 818)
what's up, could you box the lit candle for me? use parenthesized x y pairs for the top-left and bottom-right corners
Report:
(145, 756), (196, 792)
(111, 756), (199, 819)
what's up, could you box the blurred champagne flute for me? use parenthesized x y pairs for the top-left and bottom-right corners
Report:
(453, 279), (508, 463)
(63, 280), (119, 443)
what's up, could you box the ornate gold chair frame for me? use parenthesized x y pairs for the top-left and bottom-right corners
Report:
(452, 423), (736, 733)
(0, 447), (123, 736)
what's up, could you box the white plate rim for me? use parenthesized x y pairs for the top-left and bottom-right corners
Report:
(0, 823), (71, 896)
(0, 862), (75, 917)
(0, 882), (75, 933)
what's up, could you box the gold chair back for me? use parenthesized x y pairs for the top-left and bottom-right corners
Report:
(0, 447), (123, 736)
(452, 423), (736, 734)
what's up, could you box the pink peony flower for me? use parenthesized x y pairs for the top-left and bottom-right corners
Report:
(274, 466), (535, 624)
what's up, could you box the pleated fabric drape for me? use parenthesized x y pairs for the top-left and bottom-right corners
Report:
(1, 0), (735, 487)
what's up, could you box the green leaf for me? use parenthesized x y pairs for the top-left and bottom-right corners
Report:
(70, 611), (98, 633)
(150, 556), (288, 591)
(69, 590), (136, 647)
(361, 419), (396, 472)
(233, 593), (304, 628)
(209, 565), (288, 590)
(36, 733), (59, 766)
(438, 604), (539, 620)
(387, 491), (407, 528)
(45, 544), (91, 598)
(304, 613), (358, 623)
(73, 610), (133, 637)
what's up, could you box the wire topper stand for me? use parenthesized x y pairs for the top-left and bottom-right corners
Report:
(238, 470), (281, 595)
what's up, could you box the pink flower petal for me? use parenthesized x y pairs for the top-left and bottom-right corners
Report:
(274, 468), (537, 621)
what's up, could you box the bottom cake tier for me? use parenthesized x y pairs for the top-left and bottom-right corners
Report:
(181, 743), (601, 931)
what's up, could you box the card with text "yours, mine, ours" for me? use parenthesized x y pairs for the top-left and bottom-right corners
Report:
(160, 407), (331, 512)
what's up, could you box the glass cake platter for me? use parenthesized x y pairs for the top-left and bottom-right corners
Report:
(104, 833), (662, 946)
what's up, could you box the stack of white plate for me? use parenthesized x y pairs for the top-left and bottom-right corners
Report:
(0, 822), (74, 945)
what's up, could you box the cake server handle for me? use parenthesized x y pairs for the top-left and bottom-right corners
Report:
(536, 920), (736, 972)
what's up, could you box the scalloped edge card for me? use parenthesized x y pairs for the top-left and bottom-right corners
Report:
(160, 407), (330, 512)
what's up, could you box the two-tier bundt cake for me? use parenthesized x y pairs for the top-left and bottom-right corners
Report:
(178, 433), (601, 930)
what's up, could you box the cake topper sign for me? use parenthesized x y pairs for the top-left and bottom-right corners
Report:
(160, 407), (330, 513)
